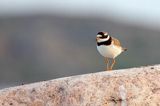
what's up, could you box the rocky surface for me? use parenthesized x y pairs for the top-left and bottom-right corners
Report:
(0, 65), (160, 106)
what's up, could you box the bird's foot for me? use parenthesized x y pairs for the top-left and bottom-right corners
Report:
(106, 67), (112, 71)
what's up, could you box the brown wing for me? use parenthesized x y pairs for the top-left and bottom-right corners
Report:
(112, 37), (121, 46)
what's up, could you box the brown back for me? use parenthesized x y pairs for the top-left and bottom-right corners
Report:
(112, 37), (121, 46)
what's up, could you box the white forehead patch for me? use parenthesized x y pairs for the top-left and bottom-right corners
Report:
(104, 32), (108, 35)
(97, 34), (102, 37)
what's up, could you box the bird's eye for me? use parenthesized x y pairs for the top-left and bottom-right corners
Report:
(100, 35), (108, 38)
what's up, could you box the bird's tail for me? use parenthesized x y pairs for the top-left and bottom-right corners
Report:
(122, 48), (127, 52)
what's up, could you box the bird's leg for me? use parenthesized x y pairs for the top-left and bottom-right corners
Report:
(109, 58), (116, 70)
(104, 57), (109, 71)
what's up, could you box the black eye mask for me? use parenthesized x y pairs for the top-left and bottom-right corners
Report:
(100, 35), (108, 38)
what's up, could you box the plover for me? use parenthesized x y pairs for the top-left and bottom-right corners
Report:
(96, 31), (127, 71)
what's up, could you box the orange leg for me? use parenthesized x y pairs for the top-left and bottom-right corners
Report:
(105, 57), (109, 71)
(109, 58), (116, 70)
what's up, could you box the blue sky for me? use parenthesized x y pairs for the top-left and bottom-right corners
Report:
(0, 0), (160, 29)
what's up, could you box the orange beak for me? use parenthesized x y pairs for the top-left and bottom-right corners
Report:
(96, 37), (100, 42)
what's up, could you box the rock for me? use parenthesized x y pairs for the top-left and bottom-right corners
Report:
(0, 65), (160, 106)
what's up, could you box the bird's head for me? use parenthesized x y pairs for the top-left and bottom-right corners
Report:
(96, 31), (110, 42)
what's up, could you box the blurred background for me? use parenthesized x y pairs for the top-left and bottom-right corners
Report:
(0, 0), (160, 89)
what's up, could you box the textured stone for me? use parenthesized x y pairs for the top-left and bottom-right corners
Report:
(0, 65), (160, 106)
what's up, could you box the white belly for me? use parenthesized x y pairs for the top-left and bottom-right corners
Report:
(97, 44), (122, 58)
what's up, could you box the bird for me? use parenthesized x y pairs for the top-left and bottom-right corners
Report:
(96, 31), (127, 71)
